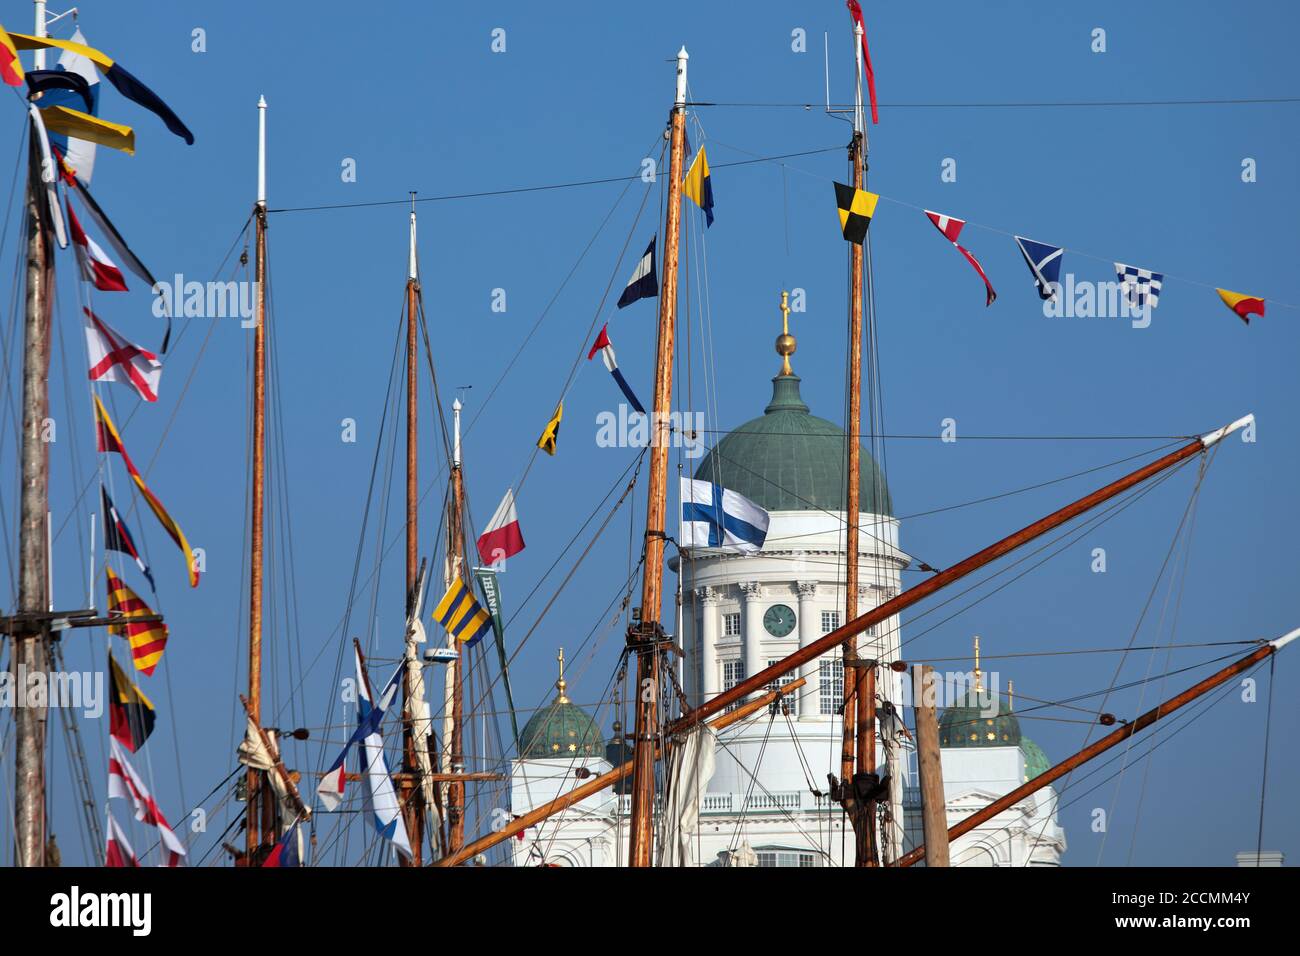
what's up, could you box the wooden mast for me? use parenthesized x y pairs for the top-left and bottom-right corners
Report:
(245, 94), (269, 862)
(626, 45), (689, 868)
(912, 665), (949, 866)
(447, 397), (468, 853)
(399, 196), (425, 865)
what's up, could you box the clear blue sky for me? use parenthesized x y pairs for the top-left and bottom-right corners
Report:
(3, 1), (1296, 866)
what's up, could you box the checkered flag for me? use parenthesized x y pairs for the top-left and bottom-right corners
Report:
(1115, 262), (1164, 311)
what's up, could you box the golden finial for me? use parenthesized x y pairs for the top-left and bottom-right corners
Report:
(973, 635), (982, 693)
(775, 290), (796, 376)
(556, 647), (569, 703)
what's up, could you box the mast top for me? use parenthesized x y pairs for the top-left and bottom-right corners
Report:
(775, 289), (796, 376)
(452, 397), (462, 469)
(555, 647), (569, 703)
(408, 191), (418, 281)
(675, 46), (689, 107)
(257, 95), (267, 208)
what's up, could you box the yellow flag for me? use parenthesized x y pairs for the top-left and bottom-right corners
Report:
(537, 401), (563, 456)
(683, 147), (714, 226)
(40, 105), (135, 155)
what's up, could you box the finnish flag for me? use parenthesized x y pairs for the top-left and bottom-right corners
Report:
(680, 478), (770, 554)
(617, 235), (658, 308)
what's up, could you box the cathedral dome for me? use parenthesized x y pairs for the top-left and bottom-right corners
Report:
(938, 699), (1021, 748)
(693, 374), (892, 515)
(519, 649), (605, 760)
(1020, 737), (1051, 782)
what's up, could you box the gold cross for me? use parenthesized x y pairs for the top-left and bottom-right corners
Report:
(779, 289), (791, 336)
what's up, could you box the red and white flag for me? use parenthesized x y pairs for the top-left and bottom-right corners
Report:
(924, 210), (997, 306)
(104, 810), (140, 867)
(476, 488), (525, 566)
(108, 738), (188, 867)
(85, 308), (163, 402)
(67, 199), (127, 292)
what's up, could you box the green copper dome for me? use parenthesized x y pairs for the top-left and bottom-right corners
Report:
(938, 697), (1021, 748)
(1020, 737), (1050, 782)
(693, 374), (892, 515)
(519, 649), (604, 760)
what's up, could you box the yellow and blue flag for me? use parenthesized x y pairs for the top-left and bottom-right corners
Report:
(433, 577), (492, 646)
(683, 146), (714, 227)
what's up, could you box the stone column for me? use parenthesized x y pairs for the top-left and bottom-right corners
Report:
(697, 586), (719, 704)
(795, 581), (818, 718)
(739, 581), (764, 691)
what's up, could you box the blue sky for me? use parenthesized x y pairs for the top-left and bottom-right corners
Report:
(2, 1), (1296, 866)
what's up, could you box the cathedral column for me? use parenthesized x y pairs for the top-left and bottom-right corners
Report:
(697, 586), (719, 705)
(795, 581), (818, 717)
(739, 581), (764, 692)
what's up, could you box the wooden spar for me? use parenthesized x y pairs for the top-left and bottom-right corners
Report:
(246, 95), (269, 862)
(400, 198), (424, 866)
(434, 677), (806, 866)
(676, 416), (1250, 731)
(447, 422), (468, 853)
(896, 629), (1299, 867)
(12, 120), (52, 868)
(841, 129), (862, 790)
(626, 45), (689, 868)
(912, 666), (949, 866)
(239, 695), (312, 823)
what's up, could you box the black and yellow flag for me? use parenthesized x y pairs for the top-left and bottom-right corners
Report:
(834, 182), (878, 245)
(537, 401), (563, 456)
(108, 654), (156, 753)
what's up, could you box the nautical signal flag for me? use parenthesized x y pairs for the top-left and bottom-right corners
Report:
(1216, 288), (1264, 324)
(262, 821), (302, 867)
(104, 810), (139, 867)
(94, 396), (197, 586)
(317, 651), (403, 812)
(37, 28), (101, 184)
(845, 1), (880, 125)
(537, 401), (563, 456)
(925, 210), (996, 306)
(1116, 263), (1163, 312)
(433, 576), (493, 646)
(102, 485), (156, 592)
(588, 324), (646, 414)
(618, 236), (658, 308)
(106, 566), (169, 676)
(1014, 236), (1064, 301)
(39, 105), (134, 155)
(68, 202), (126, 291)
(684, 146), (715, 227)
(85, 309), (162, 403)
(835, 182), (878, 245)
(107, 737), (187, 866)
(0, 25), (24, 87)
(476, 488), (525, 566)
(108, 654), (156, 753)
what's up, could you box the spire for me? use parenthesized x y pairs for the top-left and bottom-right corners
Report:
(973, 635), (982, 693)
(408, 192), (418, 281)
(555, 647), (569, 703)
(1008, 679), (1014, 712)
(775, 289), (796, 376)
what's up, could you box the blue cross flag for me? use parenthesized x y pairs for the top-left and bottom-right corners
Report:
(680, 478), (771, 554)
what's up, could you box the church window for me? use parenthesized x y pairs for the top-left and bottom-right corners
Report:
(755, 847), (819, 867)
(821, 610), (840, 633)
(723, 613), (742, 637)
(723, 659), (744, 712)
(819, 658), (843, 715)
(766, 660), (798, 717)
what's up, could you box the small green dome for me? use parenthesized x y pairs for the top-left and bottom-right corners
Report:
(519, 650), (604, 760)
(693, 374), (892, 515)
(938, 697), (1021, 748)
(1020, 737), (1051, 782)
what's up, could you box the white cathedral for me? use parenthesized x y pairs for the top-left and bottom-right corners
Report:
(507, 325), (1066, 867)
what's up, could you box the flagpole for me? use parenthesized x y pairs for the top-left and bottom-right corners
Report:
(447, 397), (468, 854)
(626, 45), (689, 868)
(246, 93), (269, 864)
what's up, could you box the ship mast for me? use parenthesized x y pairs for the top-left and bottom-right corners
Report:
(626, 45), (689, 868)
(447, 397), (468, 852)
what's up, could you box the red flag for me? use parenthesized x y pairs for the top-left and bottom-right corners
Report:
(67, 200), (128, 291)
(108, 738), (187, 866)
(924, 210), (997, 306)
(845, 1), (879, 124)
(476, 489), (525, 565)
(104, 811), (139, 867)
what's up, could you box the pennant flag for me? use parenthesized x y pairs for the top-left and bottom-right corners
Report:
(26, 105), (68, 249)
(683, 147), (715, 227)
(104, 811), (139, 868)
(845, 1), (880, 125)
(834, 182), (878, 244)
(41, 28), (101, 183)
(0, 24), (24, 86)
(354, 650), (412, 859)
(537, 401), (563, 456)
(9, 32), (194, 144)
(1014, 236), (1064, 301)
(679, 477), (771, 554)
(925, 210), (997, 306)
(101, 485), (155, 592)
(432, 576), (493, 647)
(262, 820), (302, 867)
(587, 324), (646, 414)
(94, 396), (198, 586)
(108, 654), (156, 753)
(68, 202), (127, 291)
(1114, 263), (1163, 312)
(1216, 288), (1264, 324)
(107, 737), (187, 866)
(25, 69), (94, 113)
(617, 236), (658, 308)
(39, 105), (134, 155)
(476, 488), (526, 565)
(85, 309), (162, 403)
(317, 656), (403, 811)
(106, 566), (169, 675)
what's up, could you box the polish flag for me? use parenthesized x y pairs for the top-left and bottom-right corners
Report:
(476, 489), (525, 566)
(108, 738), (188, 866)
(67, 199), (128, 292)
(104, 811), (140, 867)
(85, 308), (163, 402)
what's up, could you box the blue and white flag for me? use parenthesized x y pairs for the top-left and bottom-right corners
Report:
(1115, 262), (1163, 311)
(355, 649), (412, 860)
(1014, 235), (1064, 301)
(617, 236), (657, 308)
(43, 28), (100, 184)
(680, 478), (770, 554)
(316, 648), (403, 814)
(588, 325), (645, 414)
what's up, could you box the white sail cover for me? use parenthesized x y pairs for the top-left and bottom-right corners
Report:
(405, 574), (442, 842)
(656, 723), (717, 867)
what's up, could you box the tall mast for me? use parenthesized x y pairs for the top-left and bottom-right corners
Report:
(627, 45), (689, 868)
(400, 197), (424, 864)
(246, 93), (269, 862)
(447, 397), (467, 852)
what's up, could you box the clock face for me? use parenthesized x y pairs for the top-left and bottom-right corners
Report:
(763, 604), (796, 637)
